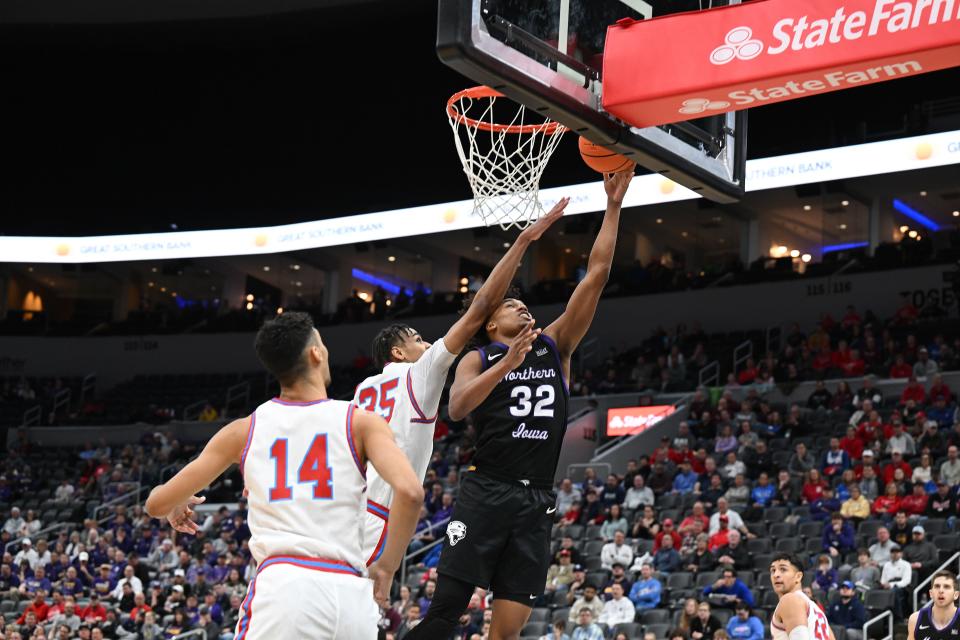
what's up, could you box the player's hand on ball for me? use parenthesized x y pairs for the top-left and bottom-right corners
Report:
(166, 495), (204, 534)
(603, 165), (635, 204)
(368, 561), (393, 610)
(504, 321), (539, 369)
(520, 197), (569, 242)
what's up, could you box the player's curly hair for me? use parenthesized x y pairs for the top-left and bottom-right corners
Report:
(254, 311), (317, 386)
(371, 323), (415, 369)
(458, 285), (523, 347)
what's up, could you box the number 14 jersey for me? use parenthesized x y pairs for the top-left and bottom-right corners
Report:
(471, 335), (569, 489)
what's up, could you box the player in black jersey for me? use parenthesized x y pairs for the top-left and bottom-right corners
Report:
(909, 571), (960, 640)
(407, 166), (635, 640)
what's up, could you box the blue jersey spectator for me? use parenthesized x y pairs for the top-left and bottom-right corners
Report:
(726, 605), (764, 640)
(751, 474), (776, 507)
(822, 515), (856, 554)
(653, 537), (682, 574)
(673, 462), (698, 495)
(628, 564), (662, 611)
(703, 568), (755, 608)
(827, 582), (866, 631)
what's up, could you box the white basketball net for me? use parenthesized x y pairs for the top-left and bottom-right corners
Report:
(447, 87), (567, 230)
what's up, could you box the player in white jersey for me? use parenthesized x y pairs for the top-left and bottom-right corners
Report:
(355, 197), (569, 566)
(145, 312), (422, 639)
(769, 553), (836, 640)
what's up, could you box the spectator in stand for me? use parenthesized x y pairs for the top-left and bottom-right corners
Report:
(556, 478), (583, 517)
(745, 440), (776, 479)
(684, 533), (717, 575)
(600, 505), (628, 542)
(870, 527), (896, 567)
(940, 447), (960, 487)
(889, 355), (912, 379)
(679, 503), (710, 538)
(926, 399), (954, 431)
(828, 581), (866, 639)
(881, 545), (912, 619)
(840, 426), (865, 462)
(623, 475), (654, 510)
(581, 468), (604, 494)
(889, 511), (912, 549)
(79, 594), (106, 624)
(853, 376), (884, 408)
(813, 554), (838, 592)
(807, 380), (833, 410)
(841, 484), (872, 523)
(900, 376), (927, 405)
(715, 530), (751, 571)
(748, 472), (775, 512)
(725, 603), (764, 640)
(900, 483), (929, 517)
(723, 474), (751, 511)
(859, 464), (880, 501)
(886, 423), (916, 456)
(823, 512), (856, 557)
(912, 452), (936, 486)
(926, 482), (956, 521)
(654, 534), (682, 574)
(598, 582), (634, 628)
(544, 551), (576, 599)
(772, 470), (799, 507)
(703, 567), (754, 609)
(709, 498), (746, 536)
(690, 601), (723, 640)
(4, 507), (25, 537)
(631, 505), (660, 540)
(629, 563), (662, 612)
(600, 531), (633, 571)
(788, 443), (816, 479)
(654, 518), (682, 552)
(15, 591), (49, 626)
(599, 474), (625, 510)
(851, 549), (880, 591)
(821, 438), (851, 478)
(904, 525), (939, 578)
(709, 516), (733, 552)
(883, 451), (912, 486)
(928, 373), (953, 403)
(673, 461), (699, 495)
(802, 469), (829, 504)
(914, 348), (938, 378)
(832, 381), (854, 411)
(809, 487), (842, 522)
(700, 474), (726, 511)
(569, 583), (604, 625)
(715, 425), (738, 455)
(14, 539), (39, 572)
(571, 607), (604, 640)
(603, 563), (632, 601)
(578, 491), (603, 526)
(647, 463), (673, 496)
(873, 483), (902, 520)
(46, 599), (81, 636)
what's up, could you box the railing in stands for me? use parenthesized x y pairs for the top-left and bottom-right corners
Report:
(94, 483), (145, 523)
(862, 610), (893, 640)
(698, 360), (719, 387)
(913, 551), (960, 610)
(21, 404), (41, 427)
(52, 387), (71, 418)
(399, 516), (452, 588)
(172, 629), (207, 640)
(732, 339), (752, 376)
(80, 373), (96, 405)
(225, 381), (250, 417)
(182, 399), (208, 422)
(4, 521), (72, 554)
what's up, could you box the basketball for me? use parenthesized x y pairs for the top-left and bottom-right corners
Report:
(578, 136), (633, 174)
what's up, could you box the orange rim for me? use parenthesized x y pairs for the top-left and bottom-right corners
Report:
(447, 86), (567, 135)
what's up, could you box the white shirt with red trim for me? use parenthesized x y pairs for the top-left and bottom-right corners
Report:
(353, 339), (456, 562)
(240, 398), (367, 574)
(771, 590), (831, 640)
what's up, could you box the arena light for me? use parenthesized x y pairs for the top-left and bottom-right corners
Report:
(822, 241), (868, 253)
(893, 199), (941, 231)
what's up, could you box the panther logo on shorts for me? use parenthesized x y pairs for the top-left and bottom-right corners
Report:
(446, 520), (467, 546)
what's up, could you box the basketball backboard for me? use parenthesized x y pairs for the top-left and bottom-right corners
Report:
(437, 0), (748, 202)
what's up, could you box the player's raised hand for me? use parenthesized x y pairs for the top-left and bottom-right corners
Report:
(503, 321), (540, 370)
(603, 165), (635, 204)
(367, 561), (393, 610)
(521, 196), (570, 242)
(165, 495), (204, 534)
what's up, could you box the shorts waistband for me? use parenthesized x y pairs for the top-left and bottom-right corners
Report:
(259, 555), (362, 577)
(469, 466), (553, 491)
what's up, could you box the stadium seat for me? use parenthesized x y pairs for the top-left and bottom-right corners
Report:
(552, 608), (570, 624)
(565, 524), (584, 539)
(645, 623), (671, 638)
(864, 589), (895, 614)
(923, 519), (945, 536)
(747, 538), (771, 554)
(585, 525), (603, 540)
(584, 556), (604, 571)
(615, 622), (643, 637)
(713, 608), (733, 625)
(696, 571), (720, 588)
(831, 624), (847, 640)
(667, 573), (693, 590)
(585, 541), (605, 557)
(799, 521), (824, 539)
(806, 538), (826, 553)
(587, 570), (610, 587)
(769, 522), (795, 539)
(775, 538), (802, 553)
(764, 506), (788, 524)
(857, 520), (883, 538)
(528, 608), (550, 623)
(521, 622), (547, 637)
(934, 535), (960, 552)
(640, 609), (670, 625)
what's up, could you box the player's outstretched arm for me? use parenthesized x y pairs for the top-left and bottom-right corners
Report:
(144, 417), (249, 531)
(447, 322), (539, 421)
(357, 410), (422, 606)
(443, 197), (568, 355)
(543, 168), (634, 358)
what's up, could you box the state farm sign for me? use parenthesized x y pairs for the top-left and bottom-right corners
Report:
(606, 405), (677, 437)
(603, 0), (960, 128)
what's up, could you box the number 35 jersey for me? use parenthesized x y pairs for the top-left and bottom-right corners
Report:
(353, 339), (457, 563)
(471, 334), (569, 489)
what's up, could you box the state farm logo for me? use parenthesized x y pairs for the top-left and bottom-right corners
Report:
(679, 98), (731, 115)
(710, 26), (764, 64)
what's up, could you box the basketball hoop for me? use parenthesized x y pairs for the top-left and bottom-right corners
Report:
(447, 86), (567, 230)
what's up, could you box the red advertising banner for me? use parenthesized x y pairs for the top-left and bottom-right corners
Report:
(606, 405), (677, 436)
(603, 0), (960, 128)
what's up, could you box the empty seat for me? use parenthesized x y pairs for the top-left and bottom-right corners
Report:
(775, 538), (802, 553)
(799, 521), (824, 539)
(864, 589), (895, 613)
(747, 538), (771, 554)
(769, 522), (796, 539)
(645, 623), (671, 638)
(527, 608), (550, 623)
(640, 609), (670, 625)
(667, 573), (693, 590)
(614, 622), (644, 637)
(520, 622), (547, 638)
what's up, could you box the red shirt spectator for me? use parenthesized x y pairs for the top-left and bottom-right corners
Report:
(812, 350), (833, 372)
(889, 357), (912, 379)
(831, 343), (852, 370)
(668, 446), (694, 467)
(16, 595), (49, 624)
(856, 420), (881, 447)
(737, 359), (758, 385)
(651, 439), (673, 465)
(679, 512), (710, 536)
(841, 306), (862, 330)
(900, 486), (929, 516)
(433, 420), (449, 441)
(853, 451), (878, 480)
(894, 299), (919, 325)
(840, 428), (864, 461)
(654, 519), (682, 552)
(900, 379), (926, 405)
(130, 603), (153, 621)
(708, 519), (732, 551)
(802, 470), (828, 504)
(872, 488), (901, 517)
(928, 379), (953, 404)
(840, 353), (865, 377)
(80, 599), (108, 623)
(882, 454), (912, 486)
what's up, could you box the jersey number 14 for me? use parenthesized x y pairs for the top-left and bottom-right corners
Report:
(268, 435), (333, 501)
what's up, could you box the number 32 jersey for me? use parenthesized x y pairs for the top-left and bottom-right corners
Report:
(353, 339), (457, 564)
(471, 334), (569, 488)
